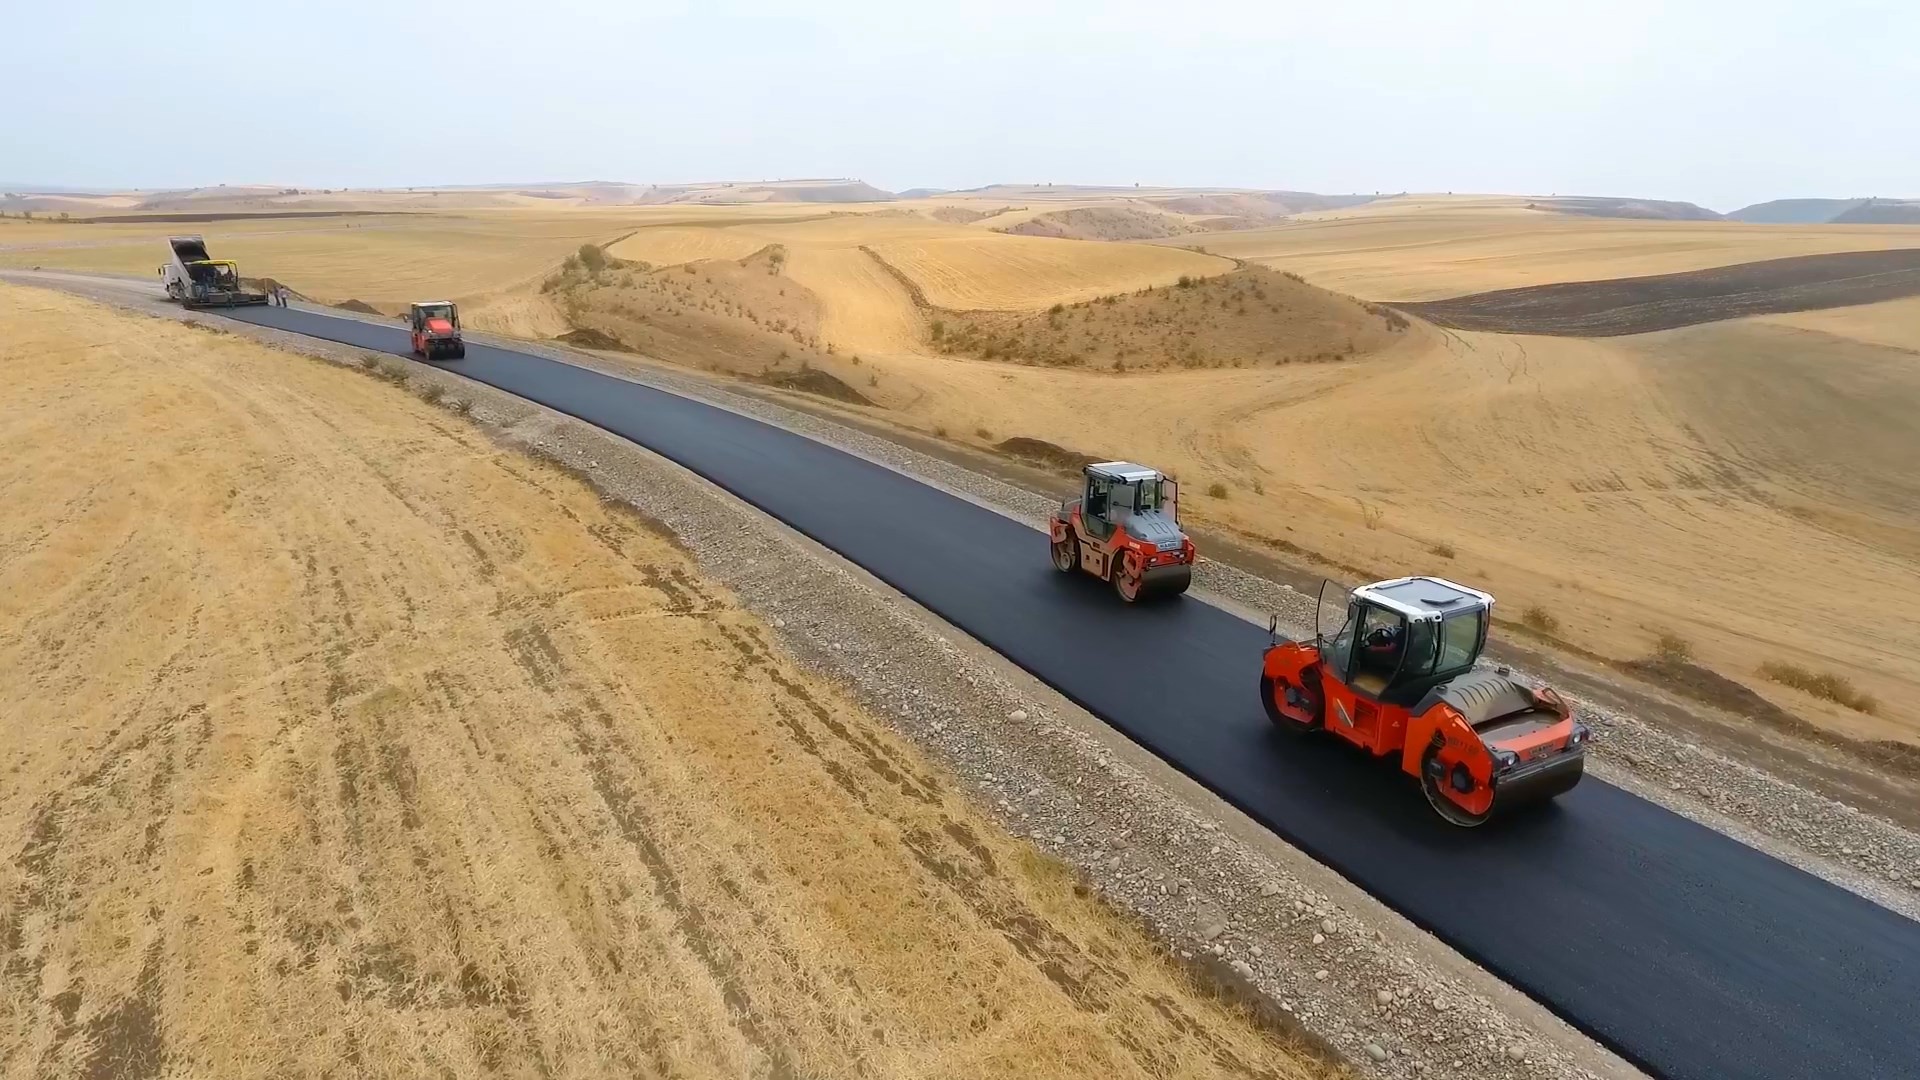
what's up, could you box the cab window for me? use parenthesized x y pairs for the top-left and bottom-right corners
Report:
(1436, 611), (1484, 673)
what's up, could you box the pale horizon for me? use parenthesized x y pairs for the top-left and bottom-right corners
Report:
(6, 0), (1917, 212)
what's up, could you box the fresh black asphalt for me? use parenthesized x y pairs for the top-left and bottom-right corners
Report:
(222, 305), (1920, 1080)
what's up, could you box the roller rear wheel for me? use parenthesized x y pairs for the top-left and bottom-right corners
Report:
(1113, 555), (1143, 603)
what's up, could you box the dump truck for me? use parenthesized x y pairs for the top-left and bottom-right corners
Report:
(158, 236), (268, 308)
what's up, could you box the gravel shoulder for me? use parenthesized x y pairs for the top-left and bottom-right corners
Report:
(23, 269), (1920, 1076)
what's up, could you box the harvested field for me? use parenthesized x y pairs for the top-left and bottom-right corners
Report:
(1397, 248), (1920, 336)
(0, 283), (1333, 1080)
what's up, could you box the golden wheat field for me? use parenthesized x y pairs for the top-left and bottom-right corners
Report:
(0, 283), (1336, 1080)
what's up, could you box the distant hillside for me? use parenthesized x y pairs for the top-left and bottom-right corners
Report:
(896, 188), (952, 199)
(1154, 192), (1376, 218)
(1832, 199), (1920, 225)
(1726, 198), (1869, 224)
(1000, 206), (1196, 241)
(1536, 196), (1723, 221)
(638, 179), (894, 205)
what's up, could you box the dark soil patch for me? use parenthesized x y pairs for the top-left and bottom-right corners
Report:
(555, 327), (631, 351)
(752, 368), (874, 407)
(992, 437), (1102, 472)
(1397, 248), (1920, 336)
(334, 299), (382, 315)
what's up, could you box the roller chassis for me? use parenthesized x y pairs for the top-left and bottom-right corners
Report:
(408, 301), (466, 361)
(1260, 578), (1589, 826)
(1047, 461), (1195, 602)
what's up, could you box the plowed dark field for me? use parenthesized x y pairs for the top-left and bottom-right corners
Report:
(1396, 248), (1920, 336)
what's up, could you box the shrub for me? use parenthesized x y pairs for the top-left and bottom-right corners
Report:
(1430, 542), (1456, 559)
(578, 244), (607, 274)
(1652, 631), (1693, 665)
(930, 319), (944, 341)
(867, 373), (879, 387)
(360, 354), (382, 371)
(974, 426), (992, 439)
(1206, 482), (1228, 498)
(1049, 303), (1064, 315)
(1177, 275), (1194, 289)
(1522, 605), (1558, 633)
(1759, 661), (1880, 715)
(934, 424), (949, 437)
(451, 398), (473, 415)
(417, 382), (445, 405)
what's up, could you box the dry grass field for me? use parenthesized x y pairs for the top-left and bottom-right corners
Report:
(0, 283), (1334, 1080)
(9, 189), (1920, 755)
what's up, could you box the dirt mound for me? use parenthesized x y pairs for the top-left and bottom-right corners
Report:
(1000, 207), (1195, 241)
(753, 367), (874, 406)
(1398, 248), (1920, 336)
(933, 266), (1407, 370)
(555, 327), (630, 351)
(334, 299), (383, 315)
(541, 247), (840, 381)
(994, 437), (1103, 472)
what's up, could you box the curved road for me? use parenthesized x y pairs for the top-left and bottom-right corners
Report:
(220, 305), (1919, 1080)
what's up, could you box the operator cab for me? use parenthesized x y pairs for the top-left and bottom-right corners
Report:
(410, 302), (459, 332)
(1080, 461), (1177, 539)
(1317, 577), (1492, 703)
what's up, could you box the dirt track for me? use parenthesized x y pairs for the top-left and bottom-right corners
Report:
(0, 284), (1330, 1080)
(1394, 248), (1920, 335)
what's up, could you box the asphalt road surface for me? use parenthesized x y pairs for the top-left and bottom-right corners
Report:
(220, 305), (1920, 1080)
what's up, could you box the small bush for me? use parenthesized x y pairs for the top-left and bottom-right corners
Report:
(930, 319), (944, 341)
(417, 382), (445, 405)
(360, 354), (382, 371)
(451, 398), (473, 415)
(1652, 631), (1693, 665)
(578, 244), (607, 274)
(934, 424), (949, 438)
(1049, 303), (1064, 315)
(867, 373), (879, 388)
(1522, 605), (1559, 633)
(1206, 482), (1228, 498)
(1759, 661), (1880, 715)
(1251, 477), (1265, 496)
(1177, 275), (1194, 289)
(974, 426), (992, 439)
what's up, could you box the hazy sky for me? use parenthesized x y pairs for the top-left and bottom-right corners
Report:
(7, 0), (1915, 210)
